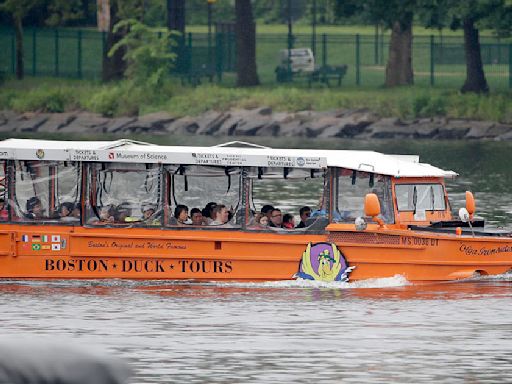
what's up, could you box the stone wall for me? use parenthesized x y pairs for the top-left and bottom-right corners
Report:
(2, 108), (512, 140)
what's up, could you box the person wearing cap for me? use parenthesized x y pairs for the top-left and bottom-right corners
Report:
(25, 197), (44, 219)
(141, 203), (160, 225)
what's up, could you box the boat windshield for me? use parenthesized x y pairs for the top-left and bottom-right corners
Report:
(333, 169), (394, 224)
(395, 183), (446, 212)
(11, 160), (81, 223)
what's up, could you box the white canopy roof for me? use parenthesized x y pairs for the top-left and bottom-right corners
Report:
(0, 138), (457, 178)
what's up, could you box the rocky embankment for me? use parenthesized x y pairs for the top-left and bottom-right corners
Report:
(2, 108), (512, 140)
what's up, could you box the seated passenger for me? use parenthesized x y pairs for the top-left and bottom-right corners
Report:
(0, 197), (8, 220)
(257, 215), (269, 227)
(25, 197), (44, 219)
(115, 202), (134, 223)
(282, 213), (295, 229)
(174, 204), (190, 225)
(203, 202), (217, 225)
(261, 204), (275, 221)
(59, 202), (78, 222)
(97, 205), (115, 223)
(72, 203), (81, 219)
(296, 206), (311, 228)
(141, 203), (160, 225)
(269, 208), (283, 228)
(209, 204), (229, 226)
(190, 208), (203, 226)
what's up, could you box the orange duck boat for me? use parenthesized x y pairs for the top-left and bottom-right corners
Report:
(0, 138), (510, 282)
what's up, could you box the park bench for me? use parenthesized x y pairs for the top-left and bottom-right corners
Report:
(179, 64), (215, 86)
(275, 48), (347, 87)
(307, 64), (348, 87)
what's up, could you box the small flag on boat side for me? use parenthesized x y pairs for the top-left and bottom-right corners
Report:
(32, 235), (41, 242)
(32, 244), (41, 251)
(41, 235), (48, 242)
(51, 235), (60, 243)
(41, 245), (51, 250)
(21, 235), (29, 242)
(51, 243), (61, 251)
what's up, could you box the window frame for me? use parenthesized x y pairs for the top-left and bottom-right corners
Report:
(394, 183), (447, 213)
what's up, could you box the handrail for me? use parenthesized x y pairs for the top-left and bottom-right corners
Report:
(213, 141), (270, 149)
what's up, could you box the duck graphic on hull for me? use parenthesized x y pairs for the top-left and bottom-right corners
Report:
(296, 242), (354, 282)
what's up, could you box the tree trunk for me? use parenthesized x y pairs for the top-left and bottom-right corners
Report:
(461, 18), (488, 94)
(385, 17), (413, 87)
(166, 0), (185, 34)
(102, 0), (126, 82)
(235, 0), (259, 87)
(14, 15), (24, 80)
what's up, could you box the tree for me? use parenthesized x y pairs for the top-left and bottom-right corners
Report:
(422, 0), (512, 93)
(334, 0), (417, 87)
(235, 0), (259, 86)
(109, 19), (178, 87)
(0, 0), (42, 79)
(166, 0), (185, 34)
(100, 0), (143, 82)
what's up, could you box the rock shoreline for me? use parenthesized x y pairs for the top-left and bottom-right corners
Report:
(2, 108), (512, 140)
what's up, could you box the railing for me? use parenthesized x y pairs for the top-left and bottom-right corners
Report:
(0, 27), (511, 89)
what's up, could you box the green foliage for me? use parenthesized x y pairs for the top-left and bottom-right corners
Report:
(108, 19), (179, 87)
(0, 0), (42, 20)
(82, 81), (141, 117)
(45, 0), (83, 27)
(1, 79), (511, 123)
(411, 93), (447, 117)
(8, 86), (77, 112)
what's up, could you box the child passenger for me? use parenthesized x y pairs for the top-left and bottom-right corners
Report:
(282, 213), (295, 229)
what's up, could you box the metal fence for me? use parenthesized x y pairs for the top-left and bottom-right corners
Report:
(1, 27), (511, 89)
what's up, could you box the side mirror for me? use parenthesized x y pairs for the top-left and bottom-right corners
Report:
(458, 207), (470, 223)
(364, 193), (381, 217)
(465, 191), (475, 219)
(364, 193), (384, 227)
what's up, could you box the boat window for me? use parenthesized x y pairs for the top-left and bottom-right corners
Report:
(246, 167), (328, 231)
(166, 165), (241, 228)
(334, 169), (394, 224)
(395, 184), (446, 212)
(12, 160), (81, 223)
(86, 162), (163, 226)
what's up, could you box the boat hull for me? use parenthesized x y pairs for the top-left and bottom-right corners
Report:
(0, 225), (511, 282)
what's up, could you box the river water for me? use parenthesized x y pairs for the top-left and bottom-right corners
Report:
(0, 136), (511, 383)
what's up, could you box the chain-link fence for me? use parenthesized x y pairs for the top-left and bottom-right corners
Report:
(1, 27), (511, 89)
